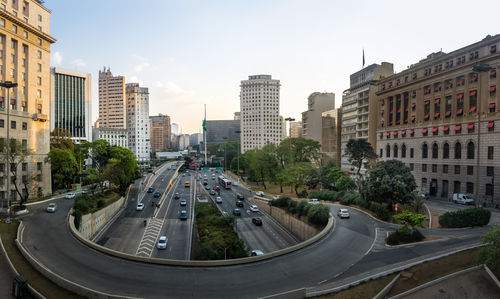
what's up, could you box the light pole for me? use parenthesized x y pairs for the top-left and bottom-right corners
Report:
(285, 117), (295, 166)
(75, 125), (84, 185)
(0, 81), (17, 216)
(223, 137), (228, 171)
(235, 130), (241, 176)
(472, 64), (495, 207)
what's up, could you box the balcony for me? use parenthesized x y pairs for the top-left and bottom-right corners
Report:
(32, 113), (48, 122)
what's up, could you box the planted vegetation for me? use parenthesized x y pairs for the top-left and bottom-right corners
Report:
(439, 208), (491, 228)
(270, 196), (330, 227)
(72, 191), (121, 229)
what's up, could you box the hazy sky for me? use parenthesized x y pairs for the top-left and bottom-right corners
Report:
(48, 0), (500, 134)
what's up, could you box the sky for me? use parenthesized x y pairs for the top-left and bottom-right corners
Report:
(47, 0), (500, 134)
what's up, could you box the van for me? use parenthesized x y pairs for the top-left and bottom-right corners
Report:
(185, 181), (190, 188)
(452, 193), (474, 205)
(309, 198), (319, 204)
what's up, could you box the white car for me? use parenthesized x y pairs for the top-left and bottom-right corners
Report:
(216, 197), (222, 204)
(251, 250), (264, 256)
(46, 203), (57, 213)
(157, 236), (168, 249)
(65, 193), (76, 199)
(337, 209), (350, 219)
(232, 181), (238, 187)
(256, 191), (264, 196)
(136, 203), (145, 211)
(452, 193), (475, 205)
(250, 205), (259, 212)
(309, 198), (319, 204)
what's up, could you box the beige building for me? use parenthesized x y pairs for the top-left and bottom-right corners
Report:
(0, 1), (55, 208)
(98, 67), (126, 129)
(321, 109), (341, 165)
(301, 92), (335, 144)
(341, 62), (394, 173)
(376, 34), (500, 206)
(149, 114), (171, 152)
(289, 121), (302, 138)
(126, 83), (150, 162)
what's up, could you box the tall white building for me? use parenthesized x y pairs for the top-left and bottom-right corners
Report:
(171, 123), (179, 136)
(126, 83), (150, 162)
(240, 75), (283, 153)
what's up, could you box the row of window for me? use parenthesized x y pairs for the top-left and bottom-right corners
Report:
(381, 141), (495, 161)
(380, 121), (495, 140)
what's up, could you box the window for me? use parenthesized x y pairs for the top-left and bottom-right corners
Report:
(455, 142), (462, 159)
(443, 143), (450, 159)
(37, 38), (41, 46)
(37, 77), (41, 85)
(454, 181), (461, 193)
(486, 184), (494, 196)
(469, 90), (477, 113)
(422, 143), (428, 159)
(422, 178), (428, 190)
(443, 165), (448, 174)
(22, 163), (27, 171)
(467, 142), (475, 159)
(0, 120), (3, 128)
(422, 164), (427, 172)
(487, 166), (494, 177)
(410, 148), (414, 158)
(386, 144), (390, 158)
(37, 63), (41, 71)
(21, 139), (27, 151)
(467, 166), (474, 176)
(410, 163), (414, 171)
(38, 14), (42, 22)
(37, 162), (42, 171)
(393, 144), (398, 158)
(432, 143), (438, 159)
(23, 31), (27, 38)
(379, 148), (383, 157)
(37, 89), (41, 98)
(0, 18), (4, 27)
(445, 95), (452, 117)
(11, 121), (16, 129)
(22, 122), (27, 130)
(37, 50), (42, 59)
(455, 165), (461, 174)
(488, 146), (494, 160)
(12, 25), (17, 33)
(432, 164), (437, 173)
(469, 72), (478, 83)
(402, 144), (407, 158)
(466, 182), (474, 194)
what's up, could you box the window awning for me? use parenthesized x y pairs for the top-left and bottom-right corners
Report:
(443, 126), (450, 132)
(397, 109), (401, 113)
(458, 79), (465, 85)
(401, 130), (406, 135)
(424, 114), (429, 119)
(390, 110), (393, 113)
(411, 115), (416, 121)
(435, 98), (441, 104)
(393, 131), (398, 136)
(489, 103), (496, 109)
(405, 107), (409, 112)
(379, 132), (383, 137)
(455, 125), (462, 131)
(467, 123), (474, 130)
(470, 90), (477, 96)
(488, 121), (495, 128)
(457, 93), (464, 99)
(422, 128), (428, 134)
(432, 127), (438, 133)
(491, 70), (497, 77)
(445, 111), (451, 117)
(490, 86), (497, 92)
(446, 83), (452, 88)
(409, 129), (415, 135)
(469, 106), (477, 113)
(457, 108), (463, 115)
(434, 112), (440, 118)
(471, 75), (477, 81)
(385, 132), (390, 137)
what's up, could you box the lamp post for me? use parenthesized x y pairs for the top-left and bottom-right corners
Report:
(75, 125), (84, 185)
(285, 117), (295, 166)
(223, 137), (228, 171)
(0, 81), (17, 216)
(235, 130), (241, 176)
(472, 64), (495, 207)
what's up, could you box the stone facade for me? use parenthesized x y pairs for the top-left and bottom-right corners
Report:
(301, 92), (335, 144)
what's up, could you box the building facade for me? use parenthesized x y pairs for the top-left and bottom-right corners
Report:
(341, 62), (394, 172)
(376, 35), (500, 206)
(240, 75), (282, 153)
(234, 111), (240, 120)
(178, 134), (190, 150)
(126, 83), (150, 162)
(205, 120), (240, 146)
(92, 127), (128, 148)
(301, 92), (335, 144)
(98, 67), (126, 129)
(149, 114), (170, 152)
(289, 121), (303, 138)
(321, 109), (341, 165)
(0, 1), (55, 208)
(189, 133), (203, 147)
(50, 67), (91, 143)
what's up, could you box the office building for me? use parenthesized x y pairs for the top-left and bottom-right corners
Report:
(98, 67), (126, 129)
(150, 114), (171, 152)
(92, 127), (128, 148)
(0, 0), (56, 208)
(178, 134), (190, 150)
(240, 75), (283, 153)
(126, 83), (150, 162)
(205, 120), (240, 146)
(189, 133), (203, 147)
(341, 62), (394, 172)
(376, 35), (500, 206)
(289, 121), (303, 138)
(50, 67), (92, 143)
(322, 109), (342, 165)
(301, 92), (335, 144)
(234, 111), (240, 120)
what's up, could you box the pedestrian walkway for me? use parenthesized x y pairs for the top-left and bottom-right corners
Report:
(371, 228), (389, 253)
(0, 248), (15, 298)
(135, 218), (164, 257)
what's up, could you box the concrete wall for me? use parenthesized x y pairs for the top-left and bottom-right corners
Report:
(78, 197), (125, 240)
(253, 198), (320, 241)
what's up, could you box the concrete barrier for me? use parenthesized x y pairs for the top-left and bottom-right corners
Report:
(259, 287), (306, 299)
(373, 273), (400, 299)
(78, 197), (125, 240)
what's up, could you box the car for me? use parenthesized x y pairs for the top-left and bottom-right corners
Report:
(81, 189), (88, 194)
(256, 191), (264, 196)
(215, 186), (221, 191)
(232, 181), (238, 187)
(147, 187), (154, 193)
(209, 189), (216, 195)
(180, 210), (188, 220)
(250, 205), (259, 212)
(182, 173), (186, 177)
(233, 208), (241, 216)
(251, 250), (264, 256)
(157, 236), (168, 249)
(180, 200), (187, 206)
(216, 197), (222, 204)
(136, 203), (145, 211)
(252, 217), (263, 226)
(154, 191), (161, 198)
(272, 195), (281, 200)
(236, 194), (245, 200)
(337, 209), (350, 218)
(212, 176), (215, 180)
(205, 185), (211, 190)
(203, 181), (208, 186)
(309, 198), (319, 204)
(65, 193), (76, 199)
(236, 201), (244, 207)
(174, 192), (180, 199)
(452, 193), (475, 205)
(46, 203), (57, 213)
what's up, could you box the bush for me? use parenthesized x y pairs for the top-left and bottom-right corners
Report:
(97, 199), (105, 208)
(369, 202), (390, 221)
(386, 228), (425, 245)
(307, 204), (330, 226)
(298, 189), (308, 198)
(439, 208), (491, 228)
(73, 210), (82, 230)
(270, 196), (291, 208)
(340, 191), (360, 205)
(309, 190), (340, 202)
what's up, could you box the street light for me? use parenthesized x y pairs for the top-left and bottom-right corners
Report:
(0, 81), (18, 217)
(285, 117), (295, 166)
(472, 63), (495, 207)
(75, 125), (84, 185)
(223, 137), (228, 171)
(235, 130), (241, 176)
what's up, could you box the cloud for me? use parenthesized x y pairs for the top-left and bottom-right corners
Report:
(52, 51), (62, 66)
(160, 81), (196, 101)
(134, 62), (150, 72)
(127, 76), (144, 86)
(71, 58), (86, 68)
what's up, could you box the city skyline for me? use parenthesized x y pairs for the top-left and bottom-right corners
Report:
(48, 0), (500, 133)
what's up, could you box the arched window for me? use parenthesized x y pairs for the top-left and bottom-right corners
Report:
(443, 143), (449, 159)
(402, 144), (407, 158)
(467, 141), (475, 159)
(394, 144), (398, 158)
(386, 144), (390, 158)
(455, 142), (462, 159)
(422, 143), (428, 159)
(432, 143), (438, 159)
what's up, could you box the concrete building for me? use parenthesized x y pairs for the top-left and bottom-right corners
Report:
(341, 62), (394, 172)
(240, 75), (283, 153)
(92, 127), (128, 148)
(50, 67), (92, 143)
(205, 120), (240, 146)
(171, 123), (179, 136)
(126, 83), (150, 162)
(301, 92), (335, 143)
(234, 112), (240, 120)
(289, 121), (303, 138)
(0, 1), (56, 208)
(189, 133), (203, 147)
(149, 114), (170, 152)
(376, 34), (500, 206)
(98, 67), (126, 129)
(322, 109), (342, 165)
(178, 134), (190, 150)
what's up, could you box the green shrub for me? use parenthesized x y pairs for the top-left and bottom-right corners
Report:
(270, 196), (291, 208)
(386, 228), (424, 245)
(340, 191), (360, 205)
(97, 199), (105, 208)
(369, 202), (390, 221)
(296, 200), (309, 217)
(298, 189), (308, 198)
(287, 200), (298, 214)
(73, 210), (82, 230)
(309, 190), (340, 202)
(439, 208), (491, 228)
(307, 204), (330, 226)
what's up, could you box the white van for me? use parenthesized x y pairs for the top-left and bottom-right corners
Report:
(452, 193), (475, 205)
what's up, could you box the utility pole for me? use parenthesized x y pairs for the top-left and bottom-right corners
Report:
(285, 117), (295, 166)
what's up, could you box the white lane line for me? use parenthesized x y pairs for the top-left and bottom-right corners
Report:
(365, 227), (378, 256)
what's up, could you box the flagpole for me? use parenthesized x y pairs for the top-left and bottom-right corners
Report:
(204, 104), (207, 165)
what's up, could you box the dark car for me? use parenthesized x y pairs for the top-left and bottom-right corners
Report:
(154, 191), (161, 198)
(174, 192), (180, 199)
(233, 208), (241, 216)
(252, 217), (263, 226)
(180, 210), (188, 220)
(209, 190), (216, 195)
(203, 181), (208, 186)
(236, 201), (244, 207)
(147, 187), (154, 193)
(236, 194), (245, 200)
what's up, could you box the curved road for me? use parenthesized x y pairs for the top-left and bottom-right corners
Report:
(22, 198), (485, 298)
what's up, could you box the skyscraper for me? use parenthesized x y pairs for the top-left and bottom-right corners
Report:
(301, 92), (335, 144)
(150, 114), (171, 152)
(240, 75), (282, 153)
(126, 83), (150, 162)
(98, 68), (126, 129)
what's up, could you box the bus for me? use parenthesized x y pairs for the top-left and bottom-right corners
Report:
(185, 181), (190, 188)
(218, 176), (232, 189)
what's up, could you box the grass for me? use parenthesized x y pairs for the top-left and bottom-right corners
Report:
(314, 274), (397, 298)
(0, 221), (83, 299)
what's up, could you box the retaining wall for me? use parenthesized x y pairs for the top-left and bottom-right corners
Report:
(78, 197), (125, 240)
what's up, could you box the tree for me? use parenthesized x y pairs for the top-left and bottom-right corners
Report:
(393, 210), (426, 233)
(50, 128), (74, 151)
(334, 175), (356, 192)
(344, 139), (377, 176)
(104, 146), (139, 192)
(479, 225), (500, 273)
(364, 160), (417, 208)
(46, 148), (77, 190)
(286, 163), (313, 195)
(277, 138), (321, 168)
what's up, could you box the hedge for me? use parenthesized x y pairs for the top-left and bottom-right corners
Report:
(309, 190), (341, 202)
(338, 192), (390, 221)
(439, 208), (491, 228)
(386, 228), (425, 245)
(270, 197), (330, 226)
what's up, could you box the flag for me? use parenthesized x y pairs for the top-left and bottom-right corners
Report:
(362, 48), (365, 68)
(202, 119), (206, 131)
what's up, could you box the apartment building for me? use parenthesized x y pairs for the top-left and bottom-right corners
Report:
(98, 67), (126, 129)
(321, 108), (341, 165)
(301, 92), (335, 144)
(289, 121), (303, 138)
(0, 0), (55, 208)
(205, 120), (240, 146)
(92, 127), (128, 148)
(50, 67), (92, 143)
(149, 114), (170, 152)
(376, 34), (500, 206)
(240, 75), (282, 153)
(341, 62), (394, 172)
(126, 83), (150, 162)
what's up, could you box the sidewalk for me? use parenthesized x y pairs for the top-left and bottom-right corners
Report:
(0, 245), (15, 298)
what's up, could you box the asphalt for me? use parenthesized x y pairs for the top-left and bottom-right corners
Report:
(0, 246), (15, 298)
